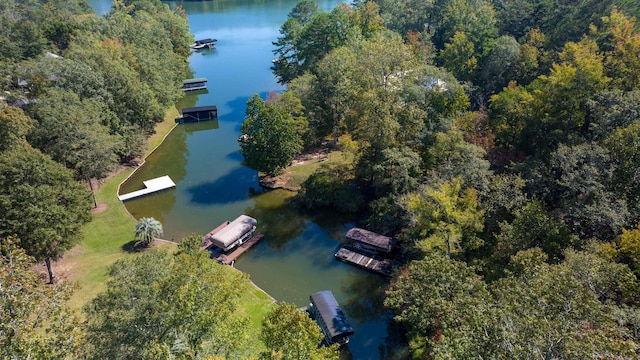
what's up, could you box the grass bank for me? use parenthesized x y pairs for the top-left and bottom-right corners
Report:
(65, 108), (181, 310)
(63, 107), (274, 352)
(260, 148), (353, 191)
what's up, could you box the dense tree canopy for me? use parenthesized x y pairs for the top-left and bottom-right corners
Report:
(3, 0), (640, 357)
(260, 303), (339, 360)
(0, 237), (81, 359)
(0, 146), (92, 283)
(84, 249), (250, 359)
(239, 94), (303, 176)
(272, 1), (640, 357)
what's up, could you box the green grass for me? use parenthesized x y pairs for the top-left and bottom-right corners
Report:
(65, 106), (276, 348)
(268, 149), (353, 190)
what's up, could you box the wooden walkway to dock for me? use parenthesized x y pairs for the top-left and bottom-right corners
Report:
(200, 221), (230, 250)
(334, 246), (394, 277)
(213, 233), (264, 265)
(118, 175), (176, 201)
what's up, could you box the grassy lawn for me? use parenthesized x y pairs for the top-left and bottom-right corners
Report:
(262, 148), (353, 191)
(63, 107), (275, 352)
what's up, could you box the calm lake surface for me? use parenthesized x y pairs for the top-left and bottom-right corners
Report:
(87, 1), (405, 358)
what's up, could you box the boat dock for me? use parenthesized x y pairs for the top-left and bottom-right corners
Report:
(182, 78), (207, 91)
(118, 175), (176, 201)
(335, 246), (394, 277)
(176, 105), (218, 123)
(201, 220), (263, 265)
(200, 221), (230, 251)
(191, 38), (217, 50)
(213, 233), (264, 265)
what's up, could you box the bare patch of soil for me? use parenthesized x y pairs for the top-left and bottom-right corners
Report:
(31, 246), (84, 284)
(91, 203), (108, 213)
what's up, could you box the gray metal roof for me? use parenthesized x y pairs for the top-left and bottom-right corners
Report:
(309, 290), (354, 340)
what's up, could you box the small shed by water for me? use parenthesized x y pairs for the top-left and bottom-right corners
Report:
(177, 105), (218, 123)
(345, 227), (394, 254)
(308, 290), (354, 345)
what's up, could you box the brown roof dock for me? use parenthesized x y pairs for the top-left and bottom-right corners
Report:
(345, 228), (394, 254)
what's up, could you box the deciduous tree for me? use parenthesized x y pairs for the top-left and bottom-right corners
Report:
(260, 303), (339, 360)
(84, 249), (249, 359)
(0, 237), (82, 359)
(402, 178), (484, 257)
(239, 95), (303, 176)
(0, 146), (92, 283)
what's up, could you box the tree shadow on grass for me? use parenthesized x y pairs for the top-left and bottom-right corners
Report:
(121, 239), (149, 253)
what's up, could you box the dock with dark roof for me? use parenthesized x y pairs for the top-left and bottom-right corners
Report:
(345, 227), (395, 254)
(182, 78), (208, 91)
(176, 105), (218, 123)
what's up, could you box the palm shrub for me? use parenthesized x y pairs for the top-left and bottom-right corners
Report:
(134, 217), (163, 247)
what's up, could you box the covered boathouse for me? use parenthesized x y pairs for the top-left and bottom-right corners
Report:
(345, 227), (394, 254)
(208, 215), (257, 252)
(308, 290), (354, 346)
(177, 105), (218, 123)
(182, 78), (208, 91)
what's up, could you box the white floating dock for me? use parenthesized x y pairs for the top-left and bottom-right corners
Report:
(118, 175), (176, 201)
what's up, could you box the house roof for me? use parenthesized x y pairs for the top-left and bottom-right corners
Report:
(345, 227), (393, 252)
(309, 290), (354, 340)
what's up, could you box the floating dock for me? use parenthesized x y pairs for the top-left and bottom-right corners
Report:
(118, 175), (176, 201)
(200, 221), (230, 251)
(335, 246), (394, 277)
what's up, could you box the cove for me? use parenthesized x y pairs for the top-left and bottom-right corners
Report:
(88, 0), (406, 358)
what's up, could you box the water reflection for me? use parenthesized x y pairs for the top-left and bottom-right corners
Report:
(244, 190), (305, 249)
(341, 271), (388, 325)
(187, 166), (258, 205)
(225, 150), (244, 162)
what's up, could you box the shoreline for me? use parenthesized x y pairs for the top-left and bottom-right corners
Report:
(115, 111), (278, 302)
(114, 110), (279, 305)
(61, 107), (277, 315)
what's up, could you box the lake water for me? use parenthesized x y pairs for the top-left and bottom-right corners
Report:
(87, 1), (406, 358)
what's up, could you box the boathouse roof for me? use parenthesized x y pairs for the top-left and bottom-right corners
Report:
(345, 227), (393, 253)
(309, 290), (354, 340)
(210, 215), (257, 250)
(194, 38), (217, 44)
(183, 77), (208, 84)
(182, 105), (218, 114)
